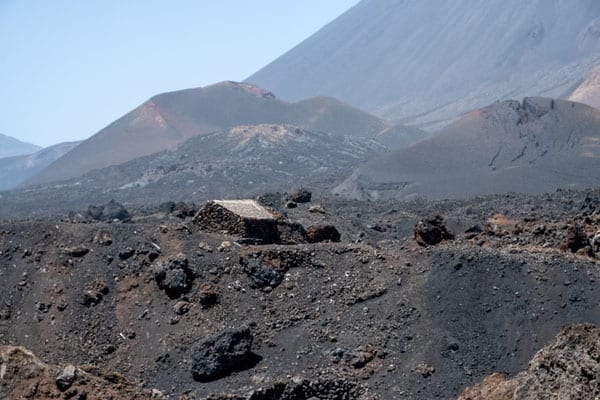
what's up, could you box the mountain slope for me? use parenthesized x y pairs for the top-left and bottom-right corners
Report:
(0, 142), (80, 191)
(2, 124), (401, 216)
(0, 133), (41, 158)
(568, 64), (600, 110)
(80, 123), (389, 199)
(247, 0), (600, 127)
(335, 97), (600, 200)
(26, 82), (417, 186)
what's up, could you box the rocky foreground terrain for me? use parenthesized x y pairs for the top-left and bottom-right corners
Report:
(1, 188), (600, 399)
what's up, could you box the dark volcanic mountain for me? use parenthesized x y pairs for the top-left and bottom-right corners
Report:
(26, 82), (419, 186)
(335, 97), (600, 200)
(81, 124), (388, 195)
(0, 141), (80, 190)
(0, 133), (41, 158)
(247, 0), (600, 127)
(0, 124), (407, 217)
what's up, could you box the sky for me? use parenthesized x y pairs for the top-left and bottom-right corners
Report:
(0, 1), (359, 147)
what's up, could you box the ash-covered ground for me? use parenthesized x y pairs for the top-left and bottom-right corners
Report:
(1, 188), (599, 399)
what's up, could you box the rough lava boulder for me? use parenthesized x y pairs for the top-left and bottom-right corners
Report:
(190, 327), (255, 382)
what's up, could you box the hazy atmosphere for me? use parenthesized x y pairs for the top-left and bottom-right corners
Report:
(0, 0), (358, 146)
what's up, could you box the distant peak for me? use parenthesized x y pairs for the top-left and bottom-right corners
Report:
(212, 81), (276, 99)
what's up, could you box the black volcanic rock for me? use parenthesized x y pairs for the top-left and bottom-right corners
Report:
(240, 247), (313, 288)
(306, 225), (341, 243)
(190, 327), (254, 382)
(288, 189), (312, 203)
(414, 215), (454, 246)
(153, 253), (194, 298)
(87, 200), (130, 221)
(102, 200), (131, 221)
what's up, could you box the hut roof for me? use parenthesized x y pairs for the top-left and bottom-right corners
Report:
(212, 200), (276, 220)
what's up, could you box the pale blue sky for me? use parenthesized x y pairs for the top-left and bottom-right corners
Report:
(0, 1), (358, 147)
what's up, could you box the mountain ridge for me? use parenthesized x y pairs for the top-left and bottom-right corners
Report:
(0, 141), (80, 191)
(0, 133), (41, 159)
(247, 0), (600, 128)
(334, 97), (600, 200)
(26, 81), (418, 186)
(1, 123), (414, 217)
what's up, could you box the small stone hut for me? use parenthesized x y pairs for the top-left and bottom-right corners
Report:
(193, 200), (281, 243)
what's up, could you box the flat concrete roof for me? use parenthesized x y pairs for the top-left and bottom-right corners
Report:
(212, 200), (276, 220)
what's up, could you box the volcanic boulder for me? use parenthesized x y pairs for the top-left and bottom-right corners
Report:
(276, 221), (307, 244)
(414, 215), (454, 246)
(153, 254), (195, 298)
(190, 327), (255, 382)
(241, 256), (285, 288)
(560, 225), (593, 255)
(198, 284), (218, 308)
(55, 365), (76, 391)
(306, 225), (341, 243)
(87, 200), (131, 222)
(160, 201), (198, 218)
(62, 246), (89, 257)
(240, 247), (313, 288)
(288, 188), (312, 203)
